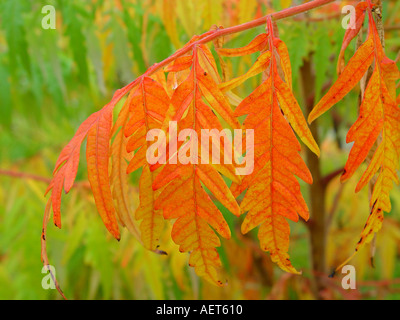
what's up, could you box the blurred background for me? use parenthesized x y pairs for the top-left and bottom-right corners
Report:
(0, 0), (400, 300)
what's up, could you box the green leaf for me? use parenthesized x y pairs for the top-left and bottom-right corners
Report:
(313, 26), (331, 103)
(105, 12), (134, 84)
(121, 0), (147, 74)
(0, 0), (31, 78)
(84, 219), (114, 299)
(61, 1), (90, 85)
(280, 22), (309, 86)
(0, 63), (12, 128)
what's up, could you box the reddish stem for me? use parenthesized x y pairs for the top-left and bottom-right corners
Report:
(0, 169), (91, 189)
(106, 0), (336, 106)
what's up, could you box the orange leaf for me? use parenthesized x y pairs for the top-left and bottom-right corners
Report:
(258, 214), (296, 274)
(154, 163), (232, 285)
(44, 80), (139, 238)
(110, 95), (141, 240)
(337, 1), (368, 75)
(341, 69), (384, 183)
(235, 87), (312, 273)
(226, 27), (317, 273)
(314, 9), (400, 266)
(164, 55), (193, 73)
(308, 34), (375, 123)
(152, 45), (240, 285)
(275, 76), (320, 157)
(349, 67), (400, 251)
(216, 33), (267, 57)
(136, 165), (164, 250)
(123, 77), (171, 250)
(87, 106), (120, 240)
(219, 51), (271, 92)
(274, 38), (292, 89)
(46, 104), (118, 236)
(381, 57), (400, 100)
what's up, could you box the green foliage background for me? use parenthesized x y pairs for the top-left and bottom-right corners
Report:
(0, 0), (400, 300)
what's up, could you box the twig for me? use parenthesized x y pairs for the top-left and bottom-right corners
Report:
(0, 169), (91, 189)
(395, 50), (400, 63)
(383, 24), (400, 32)
(101, 0), (337, 107)
(358, 278), (400, 287)
(0, 169), (52, 184)
(321, 167), (345, 187)
(293, 12), (341, 22)
(326, 183), (345, 228)
(41, 199), (68, 300)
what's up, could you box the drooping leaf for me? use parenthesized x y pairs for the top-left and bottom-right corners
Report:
(310, 6), (400, 265)
(110, 94), (141, 240)
(44, 81), (138, 237)
(86, 103), (120, 240)
(222, 23), (319, 273)
(308, 34), (375, 123)
(123, 77), (172, 251)
(337, 1), (368, 75)
(151, 44), (241, 285)
(343, 64), (400, 250)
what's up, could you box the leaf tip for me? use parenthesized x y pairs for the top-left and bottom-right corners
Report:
(307, 113), (316, 125)
(340, 169), (349, 183)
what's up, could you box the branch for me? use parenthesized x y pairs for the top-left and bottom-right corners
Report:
(383, 24), (400, 32)
(0, 169), (52, 184)
(105, 0), (336, 105)
(395, 50), (400, 63)
(321, 167), (345, 187)
(326, 183), (345, 228)
(293, 12), (341, 22)
(0, 169), (91, 189)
